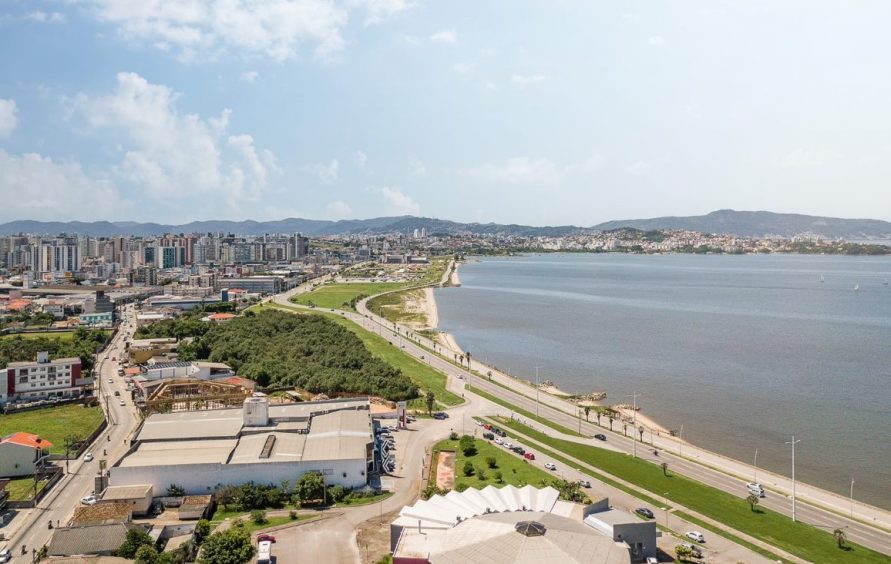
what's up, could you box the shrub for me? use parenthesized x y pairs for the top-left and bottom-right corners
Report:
(476, 466), (486, 481)
(166, 484), (185, 497)
(449, 431), (459, 440)
(327, 484), (346, 503)
(289, 510), (298, 520)
(250, 510), (267, 525)
(463, 461), (474, 476)
(459, 435), (477, 457)
(485, 456), (497, 469)
(455, 483), (469, 492)
(493, 471), (503, 484)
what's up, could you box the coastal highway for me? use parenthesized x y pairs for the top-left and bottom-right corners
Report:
(345, 294), (891, 558)
(6, 304), (140, 562)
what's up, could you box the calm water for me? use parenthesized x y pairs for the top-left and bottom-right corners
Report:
(435, 254), (891, 509)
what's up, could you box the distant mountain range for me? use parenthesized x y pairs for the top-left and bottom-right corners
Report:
(1, 210), (889, 239)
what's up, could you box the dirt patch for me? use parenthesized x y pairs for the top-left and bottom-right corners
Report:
(435, 450), (456, 490)
(356, 507), (402, 563)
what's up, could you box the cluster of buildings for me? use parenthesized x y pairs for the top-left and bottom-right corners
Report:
(1, 351), (92, 406)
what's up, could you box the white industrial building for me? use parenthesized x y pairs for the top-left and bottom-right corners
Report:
(108, 397), (373, 494)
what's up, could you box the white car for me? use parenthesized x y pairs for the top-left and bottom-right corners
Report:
(502, 442), (513, 449)
(493, 437), (503, 445)
(746, 482), (766, 497)
(685, 531), (706, 543)
(645, 558), (658, 564)
(107, 378), (114, 383)
(0, 548), (11, 563)
(119, 400), (126, 406)
(80, 494), (97, 505)
(83, 452), (94, 462)
(544, 462), (557, 471)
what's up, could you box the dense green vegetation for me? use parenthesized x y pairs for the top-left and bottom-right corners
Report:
(495, 417), (889, 564)
(0, 404), (104, 454)
(156, 309), (419, 400)
(0, 327), (110, 374)
(0, 330), (111, 342)
(258, 303), (462, 406)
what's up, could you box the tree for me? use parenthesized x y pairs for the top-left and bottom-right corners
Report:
(675, 544), (693, 560)
(833, 528), (848, 549)
(195, 519), (211, 543)
(463, 461), (474, 476)
(746, 493), (759, 512)
(595, 409), (602, 427)
(250, 510), (267, 525)
(661, 462), (669, 476)
(485, 456), (497, 469)
(583, 406), (590, 422)
(135, 545), (160, 564)
(608, 414), (614, 431)
(459, 435), (476, 456)
(425, 391), (436, 416)
(167, 484), (186, 497)
(198, 527), (255, 564)
(476, 466), (486, 480)
(117, 528), (155, 559)
(295, 471), (326, 506)
(638, 426), (645, 442)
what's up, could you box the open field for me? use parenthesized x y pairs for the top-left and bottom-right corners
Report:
(292, 282), (408, 310)
(366, 289), (428, 326)
(5, 475), (50, 501)
(256, 303), (462, 406)
(0, 404), (104, 455)
(430, 436), (555, 491)
(0, 330), (111, 341)
(495, 416), (889, 564)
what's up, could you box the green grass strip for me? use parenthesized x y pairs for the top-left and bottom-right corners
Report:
(468, 385), (586, 438)
(492, 417), (888, 564)
(674, 510), (787, 563)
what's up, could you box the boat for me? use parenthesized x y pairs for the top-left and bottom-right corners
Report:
(820, 275), (825, 283)
(854, 284), (860, 292)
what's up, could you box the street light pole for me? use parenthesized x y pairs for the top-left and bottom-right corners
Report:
(629, 392), (640, 458)
(678, 424), (683, 456)
(786, 436), (801, 522)
(535, 366), (540, 418)
(850, 478), (855, 519)
(663, 492), (670, 527)
(754, 448), (758, 483)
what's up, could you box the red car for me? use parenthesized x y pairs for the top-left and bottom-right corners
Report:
(523, 452), (535, 461)
(257, 534), (276, 543)
(483, 423), (492, 430)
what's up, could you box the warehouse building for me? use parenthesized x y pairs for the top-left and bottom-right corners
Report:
(108, 397), (373, 494)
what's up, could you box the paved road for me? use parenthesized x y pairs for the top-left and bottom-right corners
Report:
(6, 304), (140, 562)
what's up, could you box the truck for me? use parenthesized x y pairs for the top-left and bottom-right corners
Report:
(257, 540), (272, 564)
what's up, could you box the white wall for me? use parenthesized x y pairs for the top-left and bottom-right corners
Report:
(108, 459), (367, 495)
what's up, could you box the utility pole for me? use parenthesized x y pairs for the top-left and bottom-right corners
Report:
(786, 436), (801, 522)
(678, 424), (684, 456)
(629, 392), (640, 458)
(753, 449), (758, 483)
(850, 478), (855, 519)
(535, 367), (540, 418)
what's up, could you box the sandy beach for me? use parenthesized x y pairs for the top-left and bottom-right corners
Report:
(423, 287), (439, 329)
(449, 261), (462, 286)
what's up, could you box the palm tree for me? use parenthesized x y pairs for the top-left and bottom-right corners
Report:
(746, 494), (760, 512)
(608, 414), (615, 431)
(425, 391), (436, 416)
(595, 409), (602, 427)
(661, 462), (669, 476)
(833, 528), (848, 549)
(622, 423), (627, 436)
(583, 406), (591, 422)
(466, 351), (471, 368)
(638, 425), (645, 442)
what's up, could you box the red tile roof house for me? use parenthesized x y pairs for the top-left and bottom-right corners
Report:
(0, 432), (54, 478)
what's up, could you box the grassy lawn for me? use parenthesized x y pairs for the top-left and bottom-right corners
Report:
(0, 330), (111, 341)
(431, 437), (556, 491)
(292, 282), (408, 310)
(495, 417), (888, 564)
(367, 289), (428, 326)
(336, 491), (392, 507)
(5, 475), (49, 501)
(259, 303), (462, 407)
(467, 385), (586, 438)
(0, 404), (104, 455)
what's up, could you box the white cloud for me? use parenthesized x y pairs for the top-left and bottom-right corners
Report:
(511, 74), (546, 85)
(85, 0), (349, 61)
(306, 159), (340, 183)
(326, 200), (353, 219)
(464, 154), (604, 185)
(648, 35), (666, 46)
(452, 62), (475, 74)
(26, 11), (66, 23)
(354, 150), (368, 169)
(239, 71), (259, 83)
(429, 30), (457, 44)
(75, 71), (276, 209)
(408, 159), (427, 176)
(465, 157), (561, 185)
(0, 99), (17, 137)
(626, 160), (651, 175)
(380, 187), (420, 215)
(349, 0), (415, 25)
(0, 150), (127, 221)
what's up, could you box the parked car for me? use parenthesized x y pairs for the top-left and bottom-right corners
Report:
(474, 419), (483, 426)
(494, 438), (503, 445)
(107, 378), (113, 383)
(634, 507), (654, 519)
(119, 400), (126, 406)
(685, 531), (706, 543)
(646, 558), (658, 564)
(746, 482), (766, 497)
(0, 548), (11, 563)
(594, 434), (607, 441)
(83, 452), (94, 462)
(502, 442), (513, 449)
(483, 432), (495, 440)
(544, 462), (557, 471)
(513, 447), (526, 455)
(523, 452), (535, 461)
(483, 423), (492, 430)
(257, 533), (276, 543)
(578, 480), (592, 488)
(80, 494), (97, 505)
(113, 391), (120, 396)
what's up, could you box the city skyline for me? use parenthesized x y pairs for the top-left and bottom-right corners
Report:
(2, 1), (891, 224)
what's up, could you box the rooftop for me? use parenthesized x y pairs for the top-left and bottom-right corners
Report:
(2, 432), (54, 450)
(6, 357), (80, 368)
(100, 485), (153, 501)
(48, 523), (138, 557)
(71, 502), (132, 526)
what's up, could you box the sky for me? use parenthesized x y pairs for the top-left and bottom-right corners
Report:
(1, 0), (890, 226)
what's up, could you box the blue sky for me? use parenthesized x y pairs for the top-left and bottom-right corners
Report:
(1, 1), (890, 225)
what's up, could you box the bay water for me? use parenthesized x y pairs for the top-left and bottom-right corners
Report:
(434, 253), (891, 509)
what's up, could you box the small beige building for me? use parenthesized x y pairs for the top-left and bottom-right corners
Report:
(99, 485), (153, 516)
(0, 432), (53, 478)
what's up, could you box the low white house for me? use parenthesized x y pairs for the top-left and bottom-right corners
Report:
(0, 432), (53, 478)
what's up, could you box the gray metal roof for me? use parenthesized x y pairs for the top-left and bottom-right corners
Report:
(48, 524), (139, 556)
(100, 485), (153, 500)
(136, 409), (243, 441)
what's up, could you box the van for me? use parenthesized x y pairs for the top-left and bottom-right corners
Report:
(257, 540), (272, 564)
